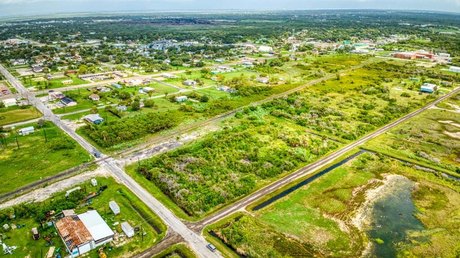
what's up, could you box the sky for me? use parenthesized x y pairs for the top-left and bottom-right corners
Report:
(1, 0), (460, 17)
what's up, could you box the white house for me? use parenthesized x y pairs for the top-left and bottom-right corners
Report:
(121, 222), (134, 238)
(84, 114), (104, 125)
(257, 77), (270, 84)
(109, 201), (120, 215)
(420, 83), (438, 93)
(183, 80), (197, 86)
(175, 96), (188, 102)
(18, 126), (34, 136)
(258, 45), (273, 53)
(449, 66), (460, 73)
(2, 98), (17, 107)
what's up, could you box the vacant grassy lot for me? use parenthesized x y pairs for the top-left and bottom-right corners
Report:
(0, 122), (91, 195)
(128, 59), (446, 219)
(365, 94), (460, 175)
(0, 177), (166, 258)
(128, 114), (339, 218)
(0, 106), (40, 126)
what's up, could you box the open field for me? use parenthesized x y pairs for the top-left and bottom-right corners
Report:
(365, 93), (460, 175)
(125, 59), (452, 220)
(0, 105), (40, 126)
(208, 154), (460, 257)
(0, 122), (91, 195)
(0, 177), (166, 258)
(22, 75), (88, 90)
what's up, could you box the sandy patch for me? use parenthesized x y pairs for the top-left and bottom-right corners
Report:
(444, 131), (460, 139)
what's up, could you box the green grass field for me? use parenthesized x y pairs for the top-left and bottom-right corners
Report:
(0, 106), (41, 126)
(0, 122), (91, 195)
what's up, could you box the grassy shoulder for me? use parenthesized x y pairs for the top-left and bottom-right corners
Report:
(153, 243), (197, 258)
(0, 121), (92, 195)
(0, 176), (167, 258)
(0, 105), (41, 126)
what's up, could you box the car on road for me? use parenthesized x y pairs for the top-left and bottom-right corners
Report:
(206, 243), (217, 252)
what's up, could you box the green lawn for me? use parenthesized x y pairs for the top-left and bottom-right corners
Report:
(0, 106), (41, 126)
(0, 177), (167, 258)
(0, 122), (91, 195)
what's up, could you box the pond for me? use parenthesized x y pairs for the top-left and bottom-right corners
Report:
(368, 176), (426, 257)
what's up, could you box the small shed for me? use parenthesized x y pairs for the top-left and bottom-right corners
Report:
(31, 227), (40, 240)
(18, 126), (35, 136)
(175, 96), (188, 102)
(91, 178), (98, 187)
(121, 222), (134, 238)
(109, 201), (120, 215)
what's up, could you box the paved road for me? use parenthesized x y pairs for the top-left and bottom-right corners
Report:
(190, 86), (460, 230)
(0, 64), (221, 258)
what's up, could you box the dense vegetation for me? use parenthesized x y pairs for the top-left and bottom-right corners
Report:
(80, 111), (178, 147)
(133, 59), (450, 217)
(137, 116), (338, 216)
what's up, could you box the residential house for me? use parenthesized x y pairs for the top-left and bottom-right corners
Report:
(183, 80), (197, 86)
(89, 94), (100, 101)
(84, 114), (104, 125)
(175, 96), (188, 102)
(420, 83), (438, 93)
(449, 66), (460, 73)
(61, 97), (77, 106)
(257, 77), (270, 84)
(2, 98), (17, 107)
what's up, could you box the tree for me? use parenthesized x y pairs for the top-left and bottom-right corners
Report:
(91, 106), (98, 114)
(144, 99), (155, 108)
(131, 99), (141, 111)
(200, 95), (210, 103)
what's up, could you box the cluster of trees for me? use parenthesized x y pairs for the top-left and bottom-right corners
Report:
(136, 117), (337, 216)
(0, 189), (87, 226)
(82, 112), (178, 147)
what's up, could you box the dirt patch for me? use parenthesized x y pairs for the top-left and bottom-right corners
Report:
(0, 166), (110, 209)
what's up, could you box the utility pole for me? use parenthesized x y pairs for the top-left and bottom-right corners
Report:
(42, 127), (48, 142)
(12, 126), (19, 149)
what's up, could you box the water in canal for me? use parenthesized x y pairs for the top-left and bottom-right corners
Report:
(367, 176), (426, 257)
